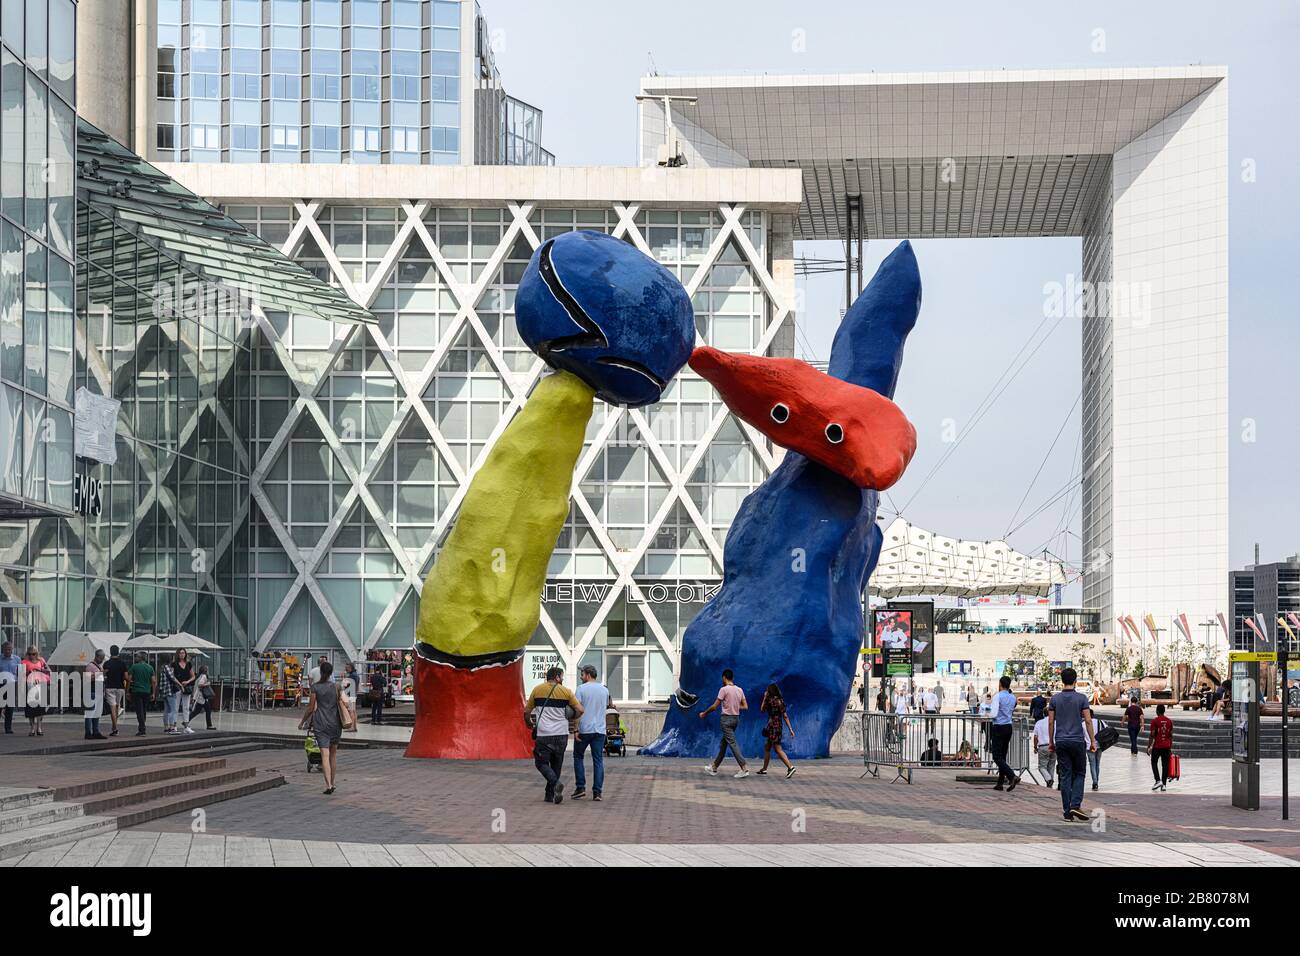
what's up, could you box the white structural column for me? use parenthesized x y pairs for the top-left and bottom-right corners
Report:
(1100, 81), (1229, 629)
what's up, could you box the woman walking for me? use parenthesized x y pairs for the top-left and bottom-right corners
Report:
(190, 665), (215, 730)
(757, 683), (797, 778)
(24, 646), (50, 736)
(172, 649), (197, 734)
(300, 660), (350, 794)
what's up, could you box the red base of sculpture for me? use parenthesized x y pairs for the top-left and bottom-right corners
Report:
(404, 654), (534, 759)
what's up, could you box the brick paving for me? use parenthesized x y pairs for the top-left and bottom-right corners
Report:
(6, 719), (1298, 862)
(121, 747), (1299, 858)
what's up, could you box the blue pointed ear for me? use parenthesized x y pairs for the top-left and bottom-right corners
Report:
(826, 240), (921, 399)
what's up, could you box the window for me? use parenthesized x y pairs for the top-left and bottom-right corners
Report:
(271, 125), (300, 148)
(311, 125), (340, 151)
(351, 127), (379, 153)
(156, 123), (177, 150)
(190, 124), (219, 150)
(231, 125), (259, 150)
(311, 74), (340, 100)
(232, 73), (260, 99)
(393, 127), (419, 154)
(271, 73), (301, 100)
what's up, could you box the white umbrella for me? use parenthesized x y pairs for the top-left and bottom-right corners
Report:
(123, 632), (222, 654)
(47, 631), (128, 668)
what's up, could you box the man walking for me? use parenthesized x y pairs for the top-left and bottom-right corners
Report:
(1032, 709), (1056, 788)
(933, 681), (946, 713)
(1147, 703), (1175, 791)
(1049, 667), (1097, 822)
(368, 667), (386, 725)
(572, 665), (610, 801)
(126, 652), (156, 736)
(699, 668), (749, 778)
(102, 645), (128, 737)
(525, 667), (583, 804)
(1029, 689), (1049, 723)
(0, 641), (19, 734)
(989, 675), (1019, 792)
(1123, 695), (1143, 755)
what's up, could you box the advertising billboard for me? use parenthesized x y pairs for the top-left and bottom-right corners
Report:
(875, 609), (913, 677)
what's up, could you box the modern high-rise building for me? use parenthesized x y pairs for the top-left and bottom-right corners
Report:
(1, 0), (370, 671)
(1230, 552), (1300, 653)
(79, 0), (550, 167)
(74, 1), (1230, 702)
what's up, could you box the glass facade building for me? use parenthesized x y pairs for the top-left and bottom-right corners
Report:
(1, 0), (371, 673)
(151, 0), (548, 166)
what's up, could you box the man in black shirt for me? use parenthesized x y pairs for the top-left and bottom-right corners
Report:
(101, 645), (129, 737)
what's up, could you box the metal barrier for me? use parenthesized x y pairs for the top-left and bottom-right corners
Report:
(860, 711), (1033, 784)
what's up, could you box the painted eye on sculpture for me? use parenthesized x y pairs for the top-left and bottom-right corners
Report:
(770, 402), (790, 424)
(825, 422), (844, 444)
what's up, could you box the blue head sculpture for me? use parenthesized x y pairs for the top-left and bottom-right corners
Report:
(515, 230), (694, 407)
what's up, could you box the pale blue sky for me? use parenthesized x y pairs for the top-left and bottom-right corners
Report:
(489, 0), (1298, 582)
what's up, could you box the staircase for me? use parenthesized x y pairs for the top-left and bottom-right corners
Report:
(1118, 718), (1300, 758)
(0, 741), (290, 861)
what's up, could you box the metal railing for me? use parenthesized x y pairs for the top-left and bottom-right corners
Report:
(861, 711), (1033, 784)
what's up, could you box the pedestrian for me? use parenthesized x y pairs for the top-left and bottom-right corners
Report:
(525, 666), (583, 804)
(1048, 666), (1098, 822)
(989, 675), (1019, 792)
(922, 684), (939, 734)
(102, 644), (128, 737)
(757, 682), (796, 778)
(920, 737), (943, 766)
(160, 654), (179, 733)
(368, 666), (386, 725)
(1032, 710), (1056, 788)
(1085, 712), (1102, 791)
(23, 646), (50, 736)
(966, 684), (980, 715)
(0, 641), (20, 734)
(173, 649), (197, 734)
(126, 652), (155, 736)
(1029, 689), (1048, 723)
(300, 660), (350, 794)
(191, 665), (215, 730)
(934, 681), (946, 713)
(1147, 703), (1175, 791)
(572, 664), (609, 800)
(309, 656), (326, 684)
(83, 649), (107, 740)
(699, 668), (749, 778)
(875, 686), (887, 712)
(1123, 695), (1143, 754)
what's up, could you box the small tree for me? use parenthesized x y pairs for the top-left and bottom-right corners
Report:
(1133, 658), (1146, 680)
(1069, 640), (1099, 682)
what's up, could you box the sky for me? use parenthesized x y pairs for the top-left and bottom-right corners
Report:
(487, 0), (1299, 585)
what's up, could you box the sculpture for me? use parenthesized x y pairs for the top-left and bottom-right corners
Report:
(407, 230), (694, 759)
(643, 241), (922, 760)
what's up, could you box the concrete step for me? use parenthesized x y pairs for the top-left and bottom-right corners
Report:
(0, 786), (55, 813)
(84, 734), (296, 759)
(79, 767), (258, 815)
(0, 813), (116, 861)
(50, 759), (227, 801)
(109, 771), (285, 829)
(0, 800), (85, 835)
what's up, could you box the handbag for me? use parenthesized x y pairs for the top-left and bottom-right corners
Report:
(337, 690), (357, 732)
(1095, 722), (1119, 752)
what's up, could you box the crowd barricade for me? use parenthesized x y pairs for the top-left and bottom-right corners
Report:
(860, 711), (1032, 784)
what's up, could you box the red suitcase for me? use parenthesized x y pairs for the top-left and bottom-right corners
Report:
(1168, 753), (1181, 781)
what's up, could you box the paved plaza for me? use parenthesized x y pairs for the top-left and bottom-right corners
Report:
(3, 718), (1298, 866)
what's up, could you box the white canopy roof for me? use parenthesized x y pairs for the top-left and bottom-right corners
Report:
(47, 631), (128, 668)
(122, 632), (222, 653)
(869, 518), (1068, 598)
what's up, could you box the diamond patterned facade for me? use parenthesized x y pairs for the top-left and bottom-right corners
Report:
(195, 177), (800, 703)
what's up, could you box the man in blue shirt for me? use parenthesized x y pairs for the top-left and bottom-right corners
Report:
(0, 641), (21, 734)
(572, 665), (611, 801)
(989, 675), (1020, 791)
(1049, 666), (1098, 822)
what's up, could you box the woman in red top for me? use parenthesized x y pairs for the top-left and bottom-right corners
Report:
(1147, 703), (1175, 791)
(23, 646), (51, 736)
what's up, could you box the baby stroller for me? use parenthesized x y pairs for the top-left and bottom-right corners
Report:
(304, 732), (322, 772)
(603, 712), (627, 757)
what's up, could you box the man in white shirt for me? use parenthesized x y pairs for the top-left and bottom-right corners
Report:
(1032, 714), (1056, 788)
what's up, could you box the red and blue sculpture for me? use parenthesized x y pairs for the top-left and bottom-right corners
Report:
(643, 241), (922, 759)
